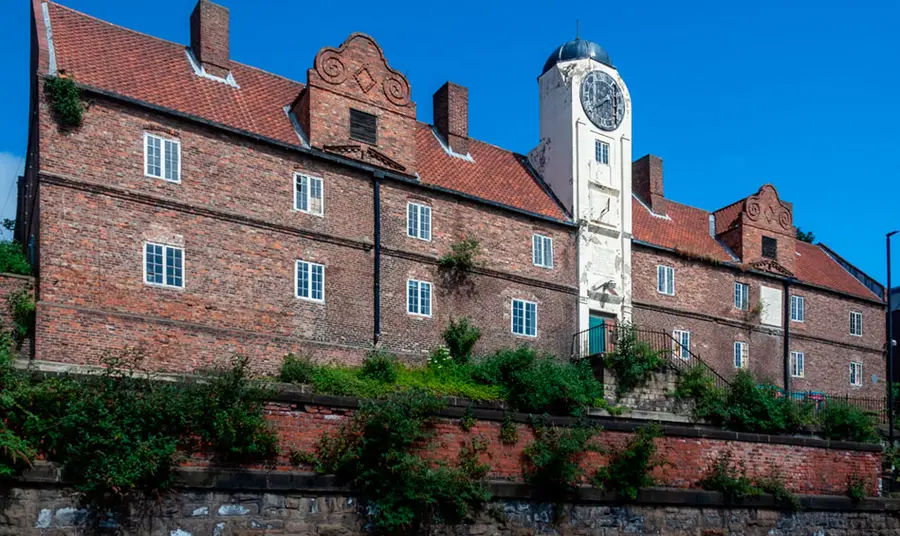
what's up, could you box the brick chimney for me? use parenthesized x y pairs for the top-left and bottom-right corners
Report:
(633, 154), (666, 215)
(190, 0), (230, 77)
(433, 82), (469, 155)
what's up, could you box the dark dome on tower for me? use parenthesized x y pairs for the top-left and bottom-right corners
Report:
(541, 38), (613, 75)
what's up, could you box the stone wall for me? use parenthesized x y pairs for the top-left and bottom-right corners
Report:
(3, 476), (900, 536)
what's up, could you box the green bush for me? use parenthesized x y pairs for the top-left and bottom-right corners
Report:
(846, 474), (867, 502)
(301, 391), (491, 532)
(604, 324), (665, 398)
(438, 236), (483, 273)
(0, 241), (31, 276)
(443, 317), (481, 364)
(698, 451), (759, 501)
(818, 402), (878, 443)
(756, 469), (800, 510)
(473, 347), (604, 415)
(522, 423), (602, 500)
(593, 424), (663, 501)
(499, 413), (518, 445)
(7, 289), (35, 342)
(279, 353), (317, 384)
(361, 349), (400, 383)
(44, 75), (84, 127)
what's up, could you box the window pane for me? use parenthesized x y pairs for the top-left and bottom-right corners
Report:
(310, 177), (323, 215)
(146, 136), (161, 177)
(145, 243), (163, 284)
(420, 282), (431, 316)
(543, 237), (553, 268)
(296, 176), (308, 212)
(420, 206), (431, 240)
(164, 140), (179, 181)
(657, 267), (664, 293)
(533, 235), (541, 265)
(297, 262), (309, 298)
(525, 302), (536, 336)
(311, 264), (324, 300)
(407, 280), (418, 314)
(166, 246), (183, 287)
(512, 300), (524, 334)
(408, 204), (418, 237)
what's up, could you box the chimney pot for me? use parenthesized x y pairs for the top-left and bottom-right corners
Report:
(433, 82), (469, 156)
(190, 0), (230, 77)
(633, 154), (666, 215)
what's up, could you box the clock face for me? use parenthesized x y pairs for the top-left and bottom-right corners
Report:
(580, 71), (625, 131)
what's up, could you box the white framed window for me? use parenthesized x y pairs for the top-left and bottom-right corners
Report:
(143, 132), (181, 182)
(790, 295), (805, 323)
(850, 361), (863, 387)
(657, 265), (675, 296)
(532, 234), (553, 268)
(511, 299), (537, 337)
(733, 341), (748, 369)
(672, 330), (690, 360)
(850, 311), (863, 337)
(594, 140), (609, 165)
(407, 202), (432, 241)
(407, 279), (432, 317)
(790, 351), (805, 378)
(295, 260), (325, 302)
(294, 173), (324, 216)
(144, 242), (184, 288)
(734, 282), (749, 310)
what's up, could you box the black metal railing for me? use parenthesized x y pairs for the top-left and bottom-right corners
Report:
(571, 324), (730, 390)
(781, 391), (900, 425)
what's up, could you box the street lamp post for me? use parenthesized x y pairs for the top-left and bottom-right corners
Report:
(888, 231), (897, 447)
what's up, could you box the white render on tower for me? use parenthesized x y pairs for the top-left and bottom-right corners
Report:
(528, 41), (633, 333)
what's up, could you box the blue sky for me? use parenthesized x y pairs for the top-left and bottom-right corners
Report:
(1, 0), (897, 283)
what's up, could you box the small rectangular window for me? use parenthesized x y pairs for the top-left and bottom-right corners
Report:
(144, 133), (181, 182)
(790, 295), (805, 323)
(850, 311), (863, 336)
(734, 282), (749, 310)
(144, 242), (184, 288)
(762, 236), (777, 259)
(294, 173), (324, 216)
(733, 341), (748, 369)
(672, 330), (691, 360)
(594, 140), (609, 165)
(850, 362), (863, 386)
(790, 351), (805, 378)
(532, 234), (553, 268)
(407, 279), (433, 317)
(407, 202), (432, 241)
(296, 260), (325, 302)
(512, 299), (537, 337)
(349, 108), (377, 145)
(657, 265), (675, 296)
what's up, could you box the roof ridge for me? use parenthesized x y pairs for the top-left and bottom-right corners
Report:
(48, 1), (187, 50)
(232, 60), (304, 86)
(713, 196), (745, 214)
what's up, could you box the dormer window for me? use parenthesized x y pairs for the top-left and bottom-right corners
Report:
(762, 236), (777, 259)
(350, 109), (377, 145)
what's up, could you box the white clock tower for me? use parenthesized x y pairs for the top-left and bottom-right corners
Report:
(528, 39), (633, 345)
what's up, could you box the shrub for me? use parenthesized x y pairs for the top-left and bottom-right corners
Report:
(698, 451), (759, 502)
(593, 424), (663, 501)
(44, 75), (84, 127)
(443, 317), (481, 364)
(846, 474), (867, 502)
(279, 353), (317, 384)
(428, 345), (453, 370)
(756, 468), (800, 510)
(8, 289), (35, 342)
(301, 391), (491, 532)
(361, 349), (400, 383)
(0, 423), (35, 478)
(460, 406), (476, 431)
(438, 236), (483, 273)
(0, 241), (31, 276)
(473, 347), (604, 415)
(818, 402), (878, 443)
(604, 324), (665, 398)
(522, 423), (602, 500)
(499, 413), (518, 445)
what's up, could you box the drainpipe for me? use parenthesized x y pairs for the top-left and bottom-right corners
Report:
(373, 171), (383, 345)
(783, 277), (792, 393)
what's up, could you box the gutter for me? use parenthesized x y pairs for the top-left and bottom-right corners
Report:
(73, 83), (576, 229)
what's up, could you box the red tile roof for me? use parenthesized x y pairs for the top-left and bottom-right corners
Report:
(633, 196), (881, 301)
(44, 2), (568, 221)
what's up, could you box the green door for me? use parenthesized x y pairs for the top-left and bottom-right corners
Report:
(588, 314), (606, 356)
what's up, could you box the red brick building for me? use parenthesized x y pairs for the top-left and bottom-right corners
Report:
(18, 0), (885, 396)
